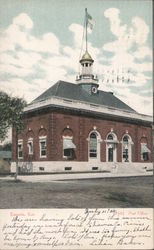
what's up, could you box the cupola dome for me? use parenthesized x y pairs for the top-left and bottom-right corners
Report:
(80, 51), (94, 63)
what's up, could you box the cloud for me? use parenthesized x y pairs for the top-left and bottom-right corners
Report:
(103, 8), (151, 68)
(134, 46), (152, 59)
(104, 8), (149, 49)
(102, 8), (152, 115)
(0, 11), (152, 115)
(0, 78), (36, 100)
(13, 13), (33, 30)
(104, 8), (127, 38)
(0, 13), (79, 103)
(132, 17), (149, 45)
(69, 23), (83, 49)
(0, 13), (60, 55)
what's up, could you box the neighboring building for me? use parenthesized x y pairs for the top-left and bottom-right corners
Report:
(0, 151), (12, 162)
(11, 11), (152, 174)
(0, 151), (11, 174)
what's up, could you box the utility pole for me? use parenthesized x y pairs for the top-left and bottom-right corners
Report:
(15, 127), (18, 180)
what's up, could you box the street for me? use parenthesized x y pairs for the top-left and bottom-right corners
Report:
(0, 176), (153, 208)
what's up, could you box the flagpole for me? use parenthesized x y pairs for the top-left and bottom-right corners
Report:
(85, 8), (88, 52)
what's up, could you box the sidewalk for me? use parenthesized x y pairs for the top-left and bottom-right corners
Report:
(0, 170), (152, 183)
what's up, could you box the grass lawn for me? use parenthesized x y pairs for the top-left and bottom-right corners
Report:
(0, 176), (153, 208)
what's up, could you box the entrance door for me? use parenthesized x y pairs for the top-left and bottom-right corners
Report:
(106, 133), (118, 162)
(108, 147), (113, 162)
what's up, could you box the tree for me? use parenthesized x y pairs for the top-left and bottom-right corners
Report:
(0, 91), (26, 142)
(0, 91), (27, 179)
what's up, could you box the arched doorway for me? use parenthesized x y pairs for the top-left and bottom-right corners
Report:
(106, 133), (118, 162)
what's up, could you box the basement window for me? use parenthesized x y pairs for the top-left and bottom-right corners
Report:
(39, 167), (44, 171)
(92, 167), (98, 171)
(65, 167), (72, 171)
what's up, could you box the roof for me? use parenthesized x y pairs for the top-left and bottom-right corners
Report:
(32, 80), (135, 113)
(0, 151), (12, 159)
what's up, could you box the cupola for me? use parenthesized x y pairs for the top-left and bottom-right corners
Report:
(76, 9), (99, 94)
(76, 50), (98, 87)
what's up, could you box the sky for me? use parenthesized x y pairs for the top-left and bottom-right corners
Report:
(0, 0), (153, 118)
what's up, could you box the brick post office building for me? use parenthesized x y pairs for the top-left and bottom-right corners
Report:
(11, 49), (152, 174)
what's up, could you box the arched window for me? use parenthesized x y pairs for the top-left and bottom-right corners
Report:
(27, 138), (33, 155)
(88, 130), (102, 161)
(107, 134), (113, 140)
(18, 139), (23, 159)
(106, 133), (118, 162)
(39, 136), (47, 158)
(122, 135), (133, 162)
(26, 130), (34, 156)
(38, 128), (47, 158)
(89, 132), (97, 158)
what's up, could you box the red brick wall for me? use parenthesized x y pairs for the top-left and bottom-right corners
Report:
(12, 110), (152, 163)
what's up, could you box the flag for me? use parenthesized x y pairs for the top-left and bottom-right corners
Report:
(87, 13), (94, 30)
